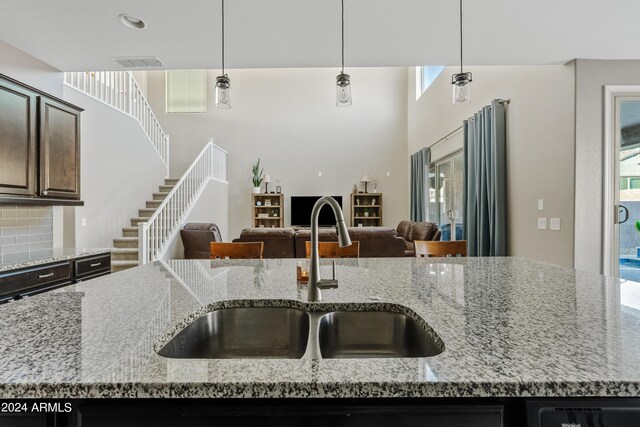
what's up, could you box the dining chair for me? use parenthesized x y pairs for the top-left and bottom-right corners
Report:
(305, 241), (360, 258)
(210, 242), (264, 259)
(414, 240), (467, 258)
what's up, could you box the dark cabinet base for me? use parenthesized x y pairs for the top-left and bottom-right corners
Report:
(0, 253), (111, 302)
(0, 398), (638, 427)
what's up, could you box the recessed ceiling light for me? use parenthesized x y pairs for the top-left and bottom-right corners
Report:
(118, 14), (146, 30)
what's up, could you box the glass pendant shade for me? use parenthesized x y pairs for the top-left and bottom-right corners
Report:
(451, 72), (472, 105)
(453, 83), (470, 105)
(336, 73), (352, 107)
(215, 75), (231, 109)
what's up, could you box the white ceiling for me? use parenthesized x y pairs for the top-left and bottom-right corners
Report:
(1, 0), (640, 71)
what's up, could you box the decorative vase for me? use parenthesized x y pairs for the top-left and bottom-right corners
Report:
(364, 211), (370, 218)
(253, 187), (261, 194)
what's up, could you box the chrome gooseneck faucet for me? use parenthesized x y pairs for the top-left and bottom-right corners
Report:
(308, 196), (352, 302)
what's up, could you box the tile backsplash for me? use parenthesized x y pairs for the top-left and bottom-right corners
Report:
(0, 205), (54, 260)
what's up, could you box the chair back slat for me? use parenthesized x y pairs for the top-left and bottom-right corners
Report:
(210, 242), (264, 259)
(414, 240), (467, 258)
(305, 241), (360, 258)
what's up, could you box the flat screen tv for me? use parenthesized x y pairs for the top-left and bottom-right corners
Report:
(290, 196), (343, 227)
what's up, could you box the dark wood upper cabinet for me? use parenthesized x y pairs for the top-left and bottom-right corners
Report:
(0, 74), (83, 204)
(39, 97), (81, 200)
(0, 79), (37, 196)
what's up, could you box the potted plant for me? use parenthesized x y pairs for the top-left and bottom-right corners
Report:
(251, 159), (264, 193)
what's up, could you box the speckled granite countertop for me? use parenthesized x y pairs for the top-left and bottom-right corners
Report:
(1, 257), (639, 398)
(0, 248), (112, 273)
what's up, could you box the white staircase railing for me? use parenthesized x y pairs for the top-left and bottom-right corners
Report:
(63, 71), (170, 176)
(139, 139), (227, 264)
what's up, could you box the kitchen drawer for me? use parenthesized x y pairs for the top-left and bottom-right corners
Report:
(0, 262), (71, 300)
(26, 262), (72, 286)
(75, 254), (111, 279)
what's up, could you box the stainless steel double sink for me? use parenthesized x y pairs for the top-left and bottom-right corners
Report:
(157, 306), (444, 359)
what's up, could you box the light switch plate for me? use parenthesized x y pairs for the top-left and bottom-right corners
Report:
(81, 218), (87, 227)
(538, 199), (544, 211)
(537, 217), (547, 230)
(550, 218), (561, 231)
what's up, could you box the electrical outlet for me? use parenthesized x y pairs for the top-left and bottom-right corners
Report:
(318, 171), (322, 177)
(386, 172), (391, 177)
(550, 218), (561, 231)
(537, 217), (547, 230)
(81, 218), (87, 227)
(537, 199), (544, 211)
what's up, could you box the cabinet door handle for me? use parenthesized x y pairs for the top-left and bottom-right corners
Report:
(90, 262), (101, 267)
(38, 273), (54, 279)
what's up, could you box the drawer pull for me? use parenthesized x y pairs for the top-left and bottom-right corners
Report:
(38, 273), (54, 279)
(90, 262), (102, 267)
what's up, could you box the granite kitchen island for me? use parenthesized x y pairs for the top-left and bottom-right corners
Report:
(0, 257), (639, 425)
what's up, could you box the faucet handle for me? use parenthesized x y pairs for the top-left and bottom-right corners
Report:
(317, 279), (339, 290)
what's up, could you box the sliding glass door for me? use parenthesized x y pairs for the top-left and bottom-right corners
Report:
(428, 151), (464, 241)
(615, 97), (640, 280)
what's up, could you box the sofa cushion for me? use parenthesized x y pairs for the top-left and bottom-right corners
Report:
(396, 220), (413, 241)
(238, 228), (296, 239)
(233, 227), (296, 258)
(411, 222), (439, 241)
(180, 223), (223, 259)
(395, 220), (441, 257)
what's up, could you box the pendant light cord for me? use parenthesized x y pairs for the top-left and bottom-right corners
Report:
(221, 0), (225, 76)
(459, 0), (463, 74)
(341, 0), (345, 74)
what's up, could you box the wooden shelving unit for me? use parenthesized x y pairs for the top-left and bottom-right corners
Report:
(252, 193), (284, 228)
(350, 193), (383, 227)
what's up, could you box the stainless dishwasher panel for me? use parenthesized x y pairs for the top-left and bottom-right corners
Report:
(527, 399), (640, 427)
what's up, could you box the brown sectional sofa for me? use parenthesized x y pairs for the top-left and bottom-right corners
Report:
(181, 221), (441, 259)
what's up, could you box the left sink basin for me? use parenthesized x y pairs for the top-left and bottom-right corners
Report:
(158, 307), (310, 359)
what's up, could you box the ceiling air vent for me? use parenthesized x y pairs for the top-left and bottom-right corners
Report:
(113, 56), (165, 69)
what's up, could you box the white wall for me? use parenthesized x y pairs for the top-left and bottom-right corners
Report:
(0, 40), (63, 97)
(63, 87), (167, 249)
(164, 179), (230, 259)
(574, 60), (640, 273)
(408, 65), (576, 267)
(145, 67), (409, 240)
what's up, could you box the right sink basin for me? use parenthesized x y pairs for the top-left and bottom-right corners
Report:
(318, 311), (443, 358)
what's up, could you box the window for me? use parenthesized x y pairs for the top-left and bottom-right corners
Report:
(428, 151), (464, 241)
(416, 66), (445, 99)
(621, 177), (629, 190)
(630, 177), (640, 189)
(166, 70), (207, 113)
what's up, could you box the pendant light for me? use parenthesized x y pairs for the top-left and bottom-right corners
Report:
(451, 0), (472, 105)
(215, 0), (231, 109)
(336, 0), (352, 107)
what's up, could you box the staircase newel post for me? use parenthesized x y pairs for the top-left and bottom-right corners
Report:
(139, 221), (149, 265)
